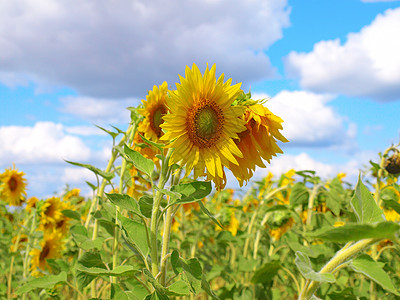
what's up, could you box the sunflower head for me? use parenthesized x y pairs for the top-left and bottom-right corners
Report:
(228, 103), (289, 186)
(38, 197), (64, 230)
(0, 165), (27, 206)
(138, 81), (169, 141)
(26, 196), (39, 213)
(384, 152), (400, 175)
(30, 232), (64, 274)
(161, 63), (246, 189)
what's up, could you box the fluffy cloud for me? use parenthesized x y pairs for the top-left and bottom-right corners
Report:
(285, 8), (400, 101)
(0, 122), (92, 165)
(60, 96), (135, 124)
(0, 0), (290, 98)
(254, 90), (357, 148)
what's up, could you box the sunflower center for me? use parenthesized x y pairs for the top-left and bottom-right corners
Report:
(187, 100), (224, 148)
(150, 105), (167, 137)
(8, 177), (18, 192)
(39, 243), (50, 261)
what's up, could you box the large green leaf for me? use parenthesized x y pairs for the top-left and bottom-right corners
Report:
(350, 176), (384, 224)
(77, 265), (138, 277)
(171, 181), (212, 204)
(251, 261), (281, 284)
(307, 222), (400, 243)
(295, 251), (335, 283)
(124, 144), (155, 177)
(166, 280), (190, 296)
(170, 250), (202, 295)
(289, 182), (309, 206)
(16, 272), (67, 295)
(120, 215), (149, 257)
(350, 254), (399, 296)
(105, 193), (141, 215)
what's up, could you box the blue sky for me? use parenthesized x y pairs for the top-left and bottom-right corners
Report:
(1, 0), (400, 198)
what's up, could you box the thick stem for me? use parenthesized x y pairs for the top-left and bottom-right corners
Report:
(160, 205), (174, 286)
(306, 184), (321, 226)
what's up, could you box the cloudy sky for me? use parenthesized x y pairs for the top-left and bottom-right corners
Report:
(2, 0), (400, 197)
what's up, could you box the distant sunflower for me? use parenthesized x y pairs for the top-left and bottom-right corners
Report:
(0, 165), (27, 206)
(161, 64), (246, 189)
(26, 196), (39, 213)
(138, 81), (169, 141)
(30, 232), (64, 274)
(39, 197), (64, 229)
(228, 104), (288, 186)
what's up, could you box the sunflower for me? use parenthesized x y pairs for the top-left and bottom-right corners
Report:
(26, 196), (39, 213)
(138, 81), (169, 141)
(30, 232), (64, 275)
(228, 103), (288, 186)
(38, 197), (64, 231)
(10, 234), (28, 252)
(0, 165), (27, 206)
(268, 217), (294, 242)
(161, 64), (246, 189)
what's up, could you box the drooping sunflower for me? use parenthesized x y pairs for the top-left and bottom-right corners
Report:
(0, 165), (27, 206)
(161, 64), (246, 189)
(228, 103), (289, 186)
(138, 81), (169, 141)
(26, 196), (39, 213)
(30, 232), (64, 275)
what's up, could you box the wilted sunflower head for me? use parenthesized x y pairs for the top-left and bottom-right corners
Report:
(0, 165), (27, 206)
(384, 152), (400, 175)
(161, 63), (246, 189)
(138, 81), (169, 141)
(228, 103), (288, 186)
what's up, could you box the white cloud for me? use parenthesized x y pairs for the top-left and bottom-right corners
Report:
(62, 167), (96, 184)
(0, 0), (290, 98)
(0, 122), (92, 165)
(285, 8), (400, 101)
(254, 90), (357, 148)
(65, 125), (108, 136)
(60, 96), (135, 124)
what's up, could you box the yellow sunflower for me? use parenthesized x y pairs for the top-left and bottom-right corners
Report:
(161, 64), (246, 189)
(138, 81), (169, 141)
(30, 232), (64, 275)
(26, 196), (39, 213)
(38, 197), (64, 230)
(228, 104), (288, 186)
(0, 165), (27, 206)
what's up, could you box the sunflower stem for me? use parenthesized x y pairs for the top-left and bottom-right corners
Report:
(150, 149), (172, 278)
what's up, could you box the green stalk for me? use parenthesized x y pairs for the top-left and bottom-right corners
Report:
(150, 149), (172, 277)
(300, 238), (379, 300)
(111, 123), (136, 284)
(306, 184), (321, 226)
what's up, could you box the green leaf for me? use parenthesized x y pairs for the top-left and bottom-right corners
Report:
(350, 176), (384, 224)
(166, 280), (190, 296)
(251, 261), (281, 284)
(77, 252), (106, 269)
(295, 251), (335, 283)
(170, 251), (202, 294)
(326, 177), (344, 216)
(62, 209), (81, 221)
(307, 222), (400, 243)
(201, 274), (220, 300)
(139, 133), (164, 153)
(95, 124), (119, 139)
(120, 215), (149, 257)
(198, 201), (223, 229)
(350, 254), (399, 295)
(382, 199), (400, 216)
(139, 195), (153, 218)
(77, 265), (138, 277)
(105, 193), (141, 215)
(70, 224), (88, 243)
(124, 144), (155, 177)
(289, 182), (309, 206)
(16, 272), (67, 295)
(65, 160), (114, 181)
(171, 181), (212, 204)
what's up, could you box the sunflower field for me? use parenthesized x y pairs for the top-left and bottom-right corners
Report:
(2, 64), (400, 300)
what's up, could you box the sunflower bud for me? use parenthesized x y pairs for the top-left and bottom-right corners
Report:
(384, 153), (400, 175)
